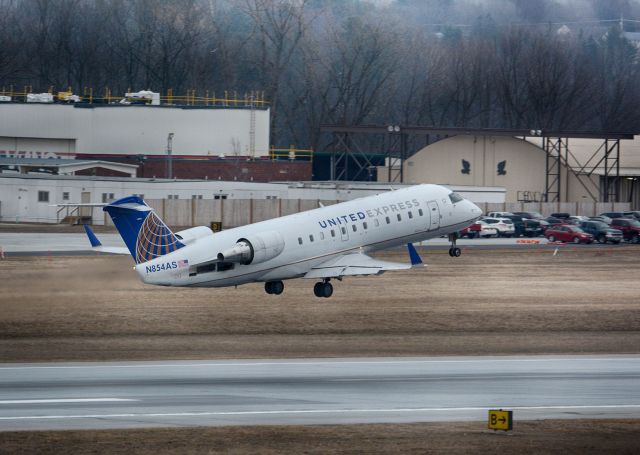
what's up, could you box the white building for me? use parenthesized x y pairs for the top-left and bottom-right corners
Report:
(0, 174), (504, 225)
(0, 103), (270, 160)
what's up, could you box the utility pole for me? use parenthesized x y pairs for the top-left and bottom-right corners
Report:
(166, 133), (174, 179)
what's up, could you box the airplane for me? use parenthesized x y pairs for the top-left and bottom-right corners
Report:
(84, 184), (482, 297)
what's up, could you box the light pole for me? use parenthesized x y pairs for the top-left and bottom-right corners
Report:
(166, 133), (174, 179)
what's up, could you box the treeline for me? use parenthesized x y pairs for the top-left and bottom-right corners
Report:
(1, 0), (640, 151)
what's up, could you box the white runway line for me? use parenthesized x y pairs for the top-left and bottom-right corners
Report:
(0, 398), (139, 405)
(1, 404), (640, 421)
(1, 356), (639, 370)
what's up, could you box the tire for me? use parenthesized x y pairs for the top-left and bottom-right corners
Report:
(613, 240), (621, 244)
(321, 282), (333, 298)
(597, 234), (606, 244)
(548, 235), (556, 242)
(453, 247), (461, 257)
(272, 281), (284, 295)
(313, 282), (322, 297)
(573, 236), (581, 244)
(634, 235), (640, 244)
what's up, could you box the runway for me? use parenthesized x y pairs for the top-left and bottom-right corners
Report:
(1, 355), (639, 431)
(0, 232), (626, 256)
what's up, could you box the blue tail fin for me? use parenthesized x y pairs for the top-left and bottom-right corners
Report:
(103, 196), (184, 263)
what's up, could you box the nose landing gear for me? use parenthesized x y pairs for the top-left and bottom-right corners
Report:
(265, 280), (284, 295)
(313, 279), (333, 298)
(448, 233), (462, 257)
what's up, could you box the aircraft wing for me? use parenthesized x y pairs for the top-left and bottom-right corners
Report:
(304, 245), (423, 279)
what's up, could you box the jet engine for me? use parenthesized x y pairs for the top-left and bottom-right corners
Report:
(217, 231), (285, 265)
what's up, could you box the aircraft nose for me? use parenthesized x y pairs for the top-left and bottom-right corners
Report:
(468, 200), (483, 217)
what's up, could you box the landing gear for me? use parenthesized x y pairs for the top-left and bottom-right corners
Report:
(448, 233), (461, 257)
(265, 280), (284, 295)
(313, 279), (333, 298)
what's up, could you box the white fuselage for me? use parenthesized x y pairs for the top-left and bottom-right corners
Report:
(137, 184), (481, 287)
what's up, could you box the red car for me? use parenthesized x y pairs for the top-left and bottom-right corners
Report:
(610, 218), (640, 243)
(545, 225), (594, 244)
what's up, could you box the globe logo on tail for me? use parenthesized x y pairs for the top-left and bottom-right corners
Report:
(135, 212), (183, 264)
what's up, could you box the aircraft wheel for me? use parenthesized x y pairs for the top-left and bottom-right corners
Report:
(272, 281), (284, 295)
(313, 282), (323, 297)
(452, 247), (461, 257)
(448, 248), (453, 257)
(321, 282), (333, 298)
(265, 282), (273, 294)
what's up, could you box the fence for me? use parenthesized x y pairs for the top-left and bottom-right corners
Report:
(101, 198), (633, 228)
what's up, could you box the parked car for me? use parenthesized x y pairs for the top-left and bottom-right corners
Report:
(568, 215), (590, 225)
(610, 218), (640, 243)
(579, 221), (623, 244)
(481, 217), (516, 237)
(600, 212), (627, 220)
(461, 220), (499, 238)
(545, 225), (594, 244)
(513, 211), (545, 220)
(623, 211), (640, 221)
(589, 215), (613, 225)
(550, 212), (571, 219)
(544, 216), (569, 228)
(486, 211), (514, 219)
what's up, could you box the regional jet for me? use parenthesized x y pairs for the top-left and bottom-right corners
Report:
(84, 184), (481, 297)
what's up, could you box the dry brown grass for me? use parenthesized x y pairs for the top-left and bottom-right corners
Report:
(1, 420), (639, 454)
(1, 247), (639, 362)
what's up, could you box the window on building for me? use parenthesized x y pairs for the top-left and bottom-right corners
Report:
(192, 195), (203, 199)
(168, 194), (179, 200)
(38, 191), (49, 203)
(62, 192), (70, 201)
(102, 193), (115, 203)
(266, 195), (278, 199)
(214, 194), (228, 200)
(298, 237), (303, 245)
(134, 194), (144, 199)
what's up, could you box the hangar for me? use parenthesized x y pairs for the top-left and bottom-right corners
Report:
(321, 125), (639, 209)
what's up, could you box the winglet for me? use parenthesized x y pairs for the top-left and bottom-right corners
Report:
(83, 224), (102, 247)
(407, 243), (423, 267)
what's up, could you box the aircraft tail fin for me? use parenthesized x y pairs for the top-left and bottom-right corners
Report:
(103, 196), (184, 263)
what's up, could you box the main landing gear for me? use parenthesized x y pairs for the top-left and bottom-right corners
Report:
(448, 233), (461, 257)
(313, 279), (333, 298)
(265, 280), (284, 295)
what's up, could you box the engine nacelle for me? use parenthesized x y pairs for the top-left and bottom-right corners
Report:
(217, 231), (285, 265)
(174, 226), (213, 244)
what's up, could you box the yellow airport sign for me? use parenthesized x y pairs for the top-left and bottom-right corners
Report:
(488, 409), (513, 431)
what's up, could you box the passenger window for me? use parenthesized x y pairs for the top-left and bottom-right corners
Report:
(298, 237), (303, 245)
(408, 211), (413, 219)
(418, 209), (424, 216)
(320, 232), (325, 240)
(309, 234), (314, 242)
(397, 214), (402, 221)
(363, 222), (368, 229)
(341, 227), (347, 234)
(331, 229), (336, 237)
(352, 224), (357, 232)
(374, 219), (379, 227)
(386, 216), (390, 224)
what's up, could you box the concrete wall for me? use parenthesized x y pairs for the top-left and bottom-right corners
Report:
(0, 103), (270, 158)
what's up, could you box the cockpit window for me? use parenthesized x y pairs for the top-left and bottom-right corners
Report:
(449, 192), (464, 203)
